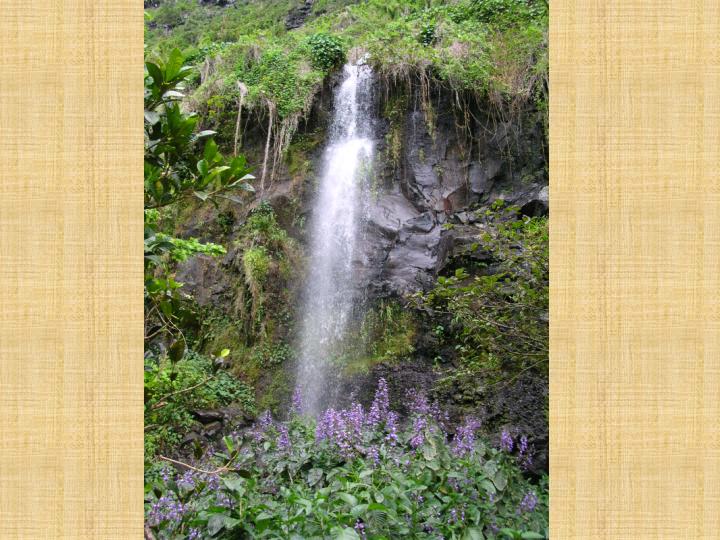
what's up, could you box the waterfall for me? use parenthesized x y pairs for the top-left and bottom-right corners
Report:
(296, 63), (374, 415)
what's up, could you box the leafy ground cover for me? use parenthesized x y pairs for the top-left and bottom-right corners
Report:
(145, 380), (548, 539)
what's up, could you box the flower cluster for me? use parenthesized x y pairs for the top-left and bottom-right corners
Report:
(367, 378), (389, 426)
(452, 417), (482, 456)
(147, 494), (186, 527)
(519, 491), (538, 513)
(500, 428), (514, 452)
(291, 388), (303, 415)
(500, 428), (534, 470)
(145, 380), (548, 539)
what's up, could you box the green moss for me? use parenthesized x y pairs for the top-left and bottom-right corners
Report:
(256, 368), (292, 414)
(339, 300), (417, 376)
(146, 0), (548, 142)
(243, 246), (270, 285)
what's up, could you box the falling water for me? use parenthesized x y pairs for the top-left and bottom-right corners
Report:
(296, 63), (374, 415)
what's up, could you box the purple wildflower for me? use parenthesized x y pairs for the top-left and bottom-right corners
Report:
(453, 417), (481, 456)
(519, 435), (529, 454)
(251, 410), (273, 442)
(519, 491), (538, 513)
(291, 388), (303, 415)
(366, 444), (380, 466)
(410, 416), (427, 448)
(188, 529), (202, 540)
(277, 424), (291, 450)
(147, 495), (186, 526)
(345, 402), (365, 438)
(177, 470), (197, 491)
(367, 378), (389, 426)
(217, 492), (233, 509)
(385, 411), (399, 446)
(518, 434), (534, 470)
(354, 519), (367, 540)
(500, 428), (514, 452)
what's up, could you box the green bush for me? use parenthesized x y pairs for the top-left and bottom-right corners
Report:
(144, 351), (256, 462)
(307, 33), (346, 70)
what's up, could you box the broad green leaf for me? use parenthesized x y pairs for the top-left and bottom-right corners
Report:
(165, 48), (185, 80)
(493, 471), (507, 491)
(483, 460), (498, 477)
(333, 527), (361, 540)
(145, 61), (163, 85)
(463, 527), (485, 540)
(338, 493), (358, 507)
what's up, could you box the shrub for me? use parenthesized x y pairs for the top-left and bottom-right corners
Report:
(144, 351), (256, 462)
(308, 33), (346, 70)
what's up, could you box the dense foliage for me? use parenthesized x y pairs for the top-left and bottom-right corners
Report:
(145, 0), (547, 152)
(144, 50), (259, 464)
(145, 351), (256, 458)
(418, 203), (549, 383)
(146, 381), (548, 539)
(144, 48), (255, 348)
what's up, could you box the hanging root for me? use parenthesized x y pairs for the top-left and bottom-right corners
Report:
(234, 82), (248, 157)
(260, 100), (276, 193)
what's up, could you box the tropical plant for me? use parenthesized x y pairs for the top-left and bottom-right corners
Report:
(145, 381), (548, 539)
(144, 48), (255, 347)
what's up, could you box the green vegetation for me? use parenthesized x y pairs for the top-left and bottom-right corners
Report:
(145, 384), (548, 539)
(144, 4), (549, 537)
(340, 300), (417, 375)
(417, 202), (548, 389)
(144, 351), (256, 461)
(145, 0), (547, 157)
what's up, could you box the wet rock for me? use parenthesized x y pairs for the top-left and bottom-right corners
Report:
(286, 0), (314, 30)
(192, 409), (224, 424)
(203, 421), (223, 438)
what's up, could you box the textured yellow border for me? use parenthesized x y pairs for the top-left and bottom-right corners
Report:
(550, 1), (720, 538)
(1, 0), (719, 538)
(0, 1), (143, 537)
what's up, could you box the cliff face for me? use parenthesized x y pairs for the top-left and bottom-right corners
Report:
(172, 75), (549, 471)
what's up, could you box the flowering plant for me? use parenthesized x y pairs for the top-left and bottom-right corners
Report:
(145, 380), (548, 539)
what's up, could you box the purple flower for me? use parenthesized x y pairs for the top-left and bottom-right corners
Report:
(367, 378), (389, 426)
(217, 492), (233, 509)
(385, 411), (399, 446)
(354, 519), (367, 540)
(188, 529), (202, 540)
(452, 417), (481, 456)
(277, 424), (291, 450)
(177, 470), (197, 491)
(410, 416), (427, 448)
(519, 435), (529, 454)
(147, 494), (186, 526)
(500, 429), (514, 452)
(345, 402), (365, 438)
(519, 491), (538, 513)
(251, 410), (273, 442)
(366, 445), (380, 466)
(291, 388), (303, 415)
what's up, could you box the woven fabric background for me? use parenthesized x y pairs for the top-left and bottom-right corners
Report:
(549, 1), (720, 538)
(0, 1), (143, 538)
(0, 0), (718, 538)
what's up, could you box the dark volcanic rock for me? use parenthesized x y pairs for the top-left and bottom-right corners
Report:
(286, 0), (314, 30)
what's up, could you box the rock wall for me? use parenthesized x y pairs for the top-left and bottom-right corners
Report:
(173, 75), (549, 470)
